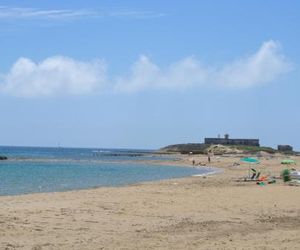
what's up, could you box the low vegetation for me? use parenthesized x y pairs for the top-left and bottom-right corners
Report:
(281, 169), (291, 182)
(227, 145), (276, 154)
(158, 143), (209, 154)
(159, 143), (279, 155)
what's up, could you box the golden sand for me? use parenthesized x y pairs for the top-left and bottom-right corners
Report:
(0, 154), (299, 249)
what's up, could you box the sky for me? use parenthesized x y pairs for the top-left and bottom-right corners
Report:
(0, 0), (299, 150)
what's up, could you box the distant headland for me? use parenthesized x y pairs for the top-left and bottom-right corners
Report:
(158, 134), (296, 155)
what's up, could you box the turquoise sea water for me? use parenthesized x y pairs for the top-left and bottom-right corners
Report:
(0, 146), (213, 196)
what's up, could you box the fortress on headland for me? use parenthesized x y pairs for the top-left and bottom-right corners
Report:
(204, 134), (260, 147)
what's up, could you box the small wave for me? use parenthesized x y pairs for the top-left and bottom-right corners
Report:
(192, 167), (223, 177)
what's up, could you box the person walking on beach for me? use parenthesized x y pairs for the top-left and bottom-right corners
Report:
(208, 154), (211, 163)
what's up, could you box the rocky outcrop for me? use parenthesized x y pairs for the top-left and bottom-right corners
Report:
(158, 143), (209, 154)
(158, 143), (277, 155)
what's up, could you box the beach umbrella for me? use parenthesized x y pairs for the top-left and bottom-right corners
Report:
(281, 159), (296, 165)
(241, 157), (260, 178)
(241, 157), (260, 164)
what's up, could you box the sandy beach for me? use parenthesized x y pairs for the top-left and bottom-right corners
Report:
(0, 154), (300, 250)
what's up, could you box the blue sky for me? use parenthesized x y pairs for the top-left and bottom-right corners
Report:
(0, 1), (299, 150)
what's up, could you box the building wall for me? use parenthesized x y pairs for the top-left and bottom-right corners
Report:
(277, 145), (293, 151)
(205, 138), (260, 146)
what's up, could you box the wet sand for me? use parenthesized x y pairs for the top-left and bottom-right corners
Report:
(0, 154), (300, 249)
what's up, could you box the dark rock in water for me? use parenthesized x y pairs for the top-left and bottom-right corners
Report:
(92, 152), (144, 157)
(0, 156), (8, 160)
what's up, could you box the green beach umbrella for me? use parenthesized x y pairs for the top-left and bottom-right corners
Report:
(241, 157), (260, 178)
(281, 159), (296, 164)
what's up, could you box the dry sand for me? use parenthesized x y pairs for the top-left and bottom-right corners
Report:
(0, 154), (300, 249)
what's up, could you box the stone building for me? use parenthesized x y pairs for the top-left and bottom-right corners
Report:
(204, 134), (260, 147)
(277, 145), (293, 152)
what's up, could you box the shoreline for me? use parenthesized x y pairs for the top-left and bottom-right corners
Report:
(0, 154), (299, 249)
(0, 155), (219, 198)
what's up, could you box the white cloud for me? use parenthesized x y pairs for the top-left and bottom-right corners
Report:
(109, 9), (168, 19)
(114, 56), (210, 92)
(0, 6), (166, 21)
(0, 6), (94, 20)
(0, 40), (293, 97)
(215, 40), (292, 87)
(0, 56), (106, 97)
(115, 40), (292, 92)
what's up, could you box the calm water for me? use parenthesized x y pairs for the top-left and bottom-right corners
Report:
(0, 146), (213, 196)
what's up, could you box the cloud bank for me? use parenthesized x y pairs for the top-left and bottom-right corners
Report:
(115, 40), (292, 92)
(0, 40), (292, 97)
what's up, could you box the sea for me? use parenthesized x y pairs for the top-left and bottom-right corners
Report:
(0, 146), (214, 196)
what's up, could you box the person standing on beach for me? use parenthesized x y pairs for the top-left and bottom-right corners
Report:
(208, 154), (211, 163)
